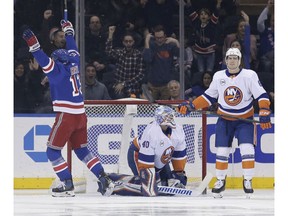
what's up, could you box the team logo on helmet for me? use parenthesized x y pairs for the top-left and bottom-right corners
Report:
(160, 146), (174, 164)
(224, 86), (243, 106)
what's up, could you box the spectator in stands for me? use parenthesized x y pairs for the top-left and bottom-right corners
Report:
(105, 26), (145, 99)
(143, 25), (180, 100)
(221, 11), (252, 69)
(85, 64), (111, 100)
(188, 7), (221, 74)
(14, 61), (30, 113)
(39, 9), (66, 56)
(222, 10), (257, 70)
(185, 71), (213, 102)
(108, 0), (144, 48)
(216, 0), (240, 37)
(257, 0), (274, 74)
(85, 15), (109, 75)
(25, 57), (52, 113)
(167, 80), (181, 100)
(140, 0), (178, 37)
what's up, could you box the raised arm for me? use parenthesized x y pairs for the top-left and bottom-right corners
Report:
(22, 29), (51, 69)
(60, 20), (77, 51)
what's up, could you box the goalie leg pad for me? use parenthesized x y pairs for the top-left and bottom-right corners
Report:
(112, 181), (142, 196)
(139, 168), (158, 196)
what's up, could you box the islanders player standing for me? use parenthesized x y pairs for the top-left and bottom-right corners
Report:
(22, 20), (114, 197)
(178, 48), (272, 198)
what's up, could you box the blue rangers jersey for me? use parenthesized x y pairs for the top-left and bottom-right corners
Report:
(31, 35), (84, 114)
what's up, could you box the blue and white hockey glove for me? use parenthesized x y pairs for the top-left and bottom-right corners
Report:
(171, 171), (187, 187)
(60, 20), (74, 36)
(22, 29), (40, 52)
(259, 108), (272, 130)
(177, 100), (195, 115)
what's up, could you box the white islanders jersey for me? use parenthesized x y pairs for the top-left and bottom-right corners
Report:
(203, 68), (269, 118)
(137, 121), (187, 170)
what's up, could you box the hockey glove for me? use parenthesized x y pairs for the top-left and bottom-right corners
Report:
(22, 29), (40, 52)
(60, 19), (74, 36)
(171, 171), (187, 186)
(259, 108), (272, 130)
(177, 100), (195, 115)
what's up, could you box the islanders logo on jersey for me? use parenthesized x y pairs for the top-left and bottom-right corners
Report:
(224, 86), (243, 106)
(160, 146), (175, 164)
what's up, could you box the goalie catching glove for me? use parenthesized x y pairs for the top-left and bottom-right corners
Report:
(259, 108), (272, 130)
(22, 29), (40, 52)
(60, 19), (74, 36)
(177, 101), (195, 115)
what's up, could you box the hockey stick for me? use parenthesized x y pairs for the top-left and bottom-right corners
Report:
(141, 84), (260, 123)
(157, 172), (213, 196)
(119, 172), (213, 197)
(64, 0), (68, 21)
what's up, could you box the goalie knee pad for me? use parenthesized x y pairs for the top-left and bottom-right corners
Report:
(139, 168), (158, 196)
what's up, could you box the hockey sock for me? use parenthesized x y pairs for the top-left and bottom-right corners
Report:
(74, 147), (104, 178)
(215, 147), (231, 179)
(46, 147), (72, 181)
(239, 143), (255, 180)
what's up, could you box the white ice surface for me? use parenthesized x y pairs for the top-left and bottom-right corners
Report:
(14, 189), (274, 216)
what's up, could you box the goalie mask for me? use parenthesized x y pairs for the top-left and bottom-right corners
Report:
(51, 49), (70, 64)
(155, 106), (176, 129)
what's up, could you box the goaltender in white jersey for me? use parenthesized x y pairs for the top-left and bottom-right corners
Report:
(178, 48), (272, 198)
(107, 106), (188, 197)
(135, 121), (186, 171)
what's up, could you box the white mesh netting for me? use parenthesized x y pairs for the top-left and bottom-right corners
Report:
(73, 101), (206, 189)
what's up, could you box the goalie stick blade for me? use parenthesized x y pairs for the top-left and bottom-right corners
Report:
(158, 172), (213, 197)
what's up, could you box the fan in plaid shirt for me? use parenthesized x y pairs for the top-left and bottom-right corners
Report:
(105, 25), (145, 99)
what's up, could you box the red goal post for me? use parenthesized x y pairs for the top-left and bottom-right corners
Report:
(68, 99), (207, 190)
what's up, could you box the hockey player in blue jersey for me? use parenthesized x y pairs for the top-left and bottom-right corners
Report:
(22, 20), (115, 197)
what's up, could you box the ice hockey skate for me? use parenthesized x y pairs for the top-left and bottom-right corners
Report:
(212, 179), (226, 198)
(97, 172), (115, 196)
(51, 179), (75, 197)
(243, 179), (254, 198)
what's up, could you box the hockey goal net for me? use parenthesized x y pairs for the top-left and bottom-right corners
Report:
(68, 99), (207, 192)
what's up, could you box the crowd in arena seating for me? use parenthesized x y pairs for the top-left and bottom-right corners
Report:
(14, 0), (274, 113)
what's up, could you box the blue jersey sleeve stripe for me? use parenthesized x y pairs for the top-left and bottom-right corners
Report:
(256, 93), (269, 100)
(172, 149), (187, 158)
(138, 152), (154, 163)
